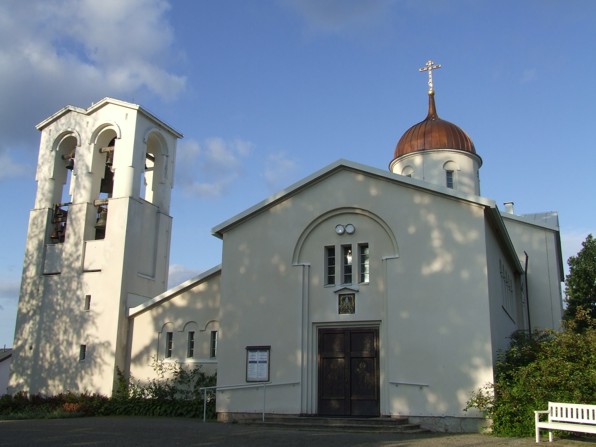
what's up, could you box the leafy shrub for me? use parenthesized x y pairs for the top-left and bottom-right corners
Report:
(1, 360), (216, 420)
(466, 319), (596, 436)
(0, 391), (109, 419)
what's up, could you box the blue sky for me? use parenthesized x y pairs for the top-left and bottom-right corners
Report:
(1, 0), (595, 348)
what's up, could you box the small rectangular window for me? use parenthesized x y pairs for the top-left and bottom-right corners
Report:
(446, 170), (454, 189)
(342, 245), (353, 284)
(359, 243), (370, 283)
(79, 344), (87, 361)
(187, 331), (195, 358)
(165, 332), (173, 358)
(84, 295), (91, 311)
(210, 331), (218, 358)
(325, 246), (336, 285)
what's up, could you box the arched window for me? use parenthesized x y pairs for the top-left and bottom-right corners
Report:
(443, 161), (459, 190)
(159, 322), (176, 360)
(401, 165), (414, 178)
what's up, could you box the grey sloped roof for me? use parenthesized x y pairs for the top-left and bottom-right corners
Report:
(0, 349), (12, 363)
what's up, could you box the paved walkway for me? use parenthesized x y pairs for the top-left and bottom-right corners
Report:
(0, 417), (594, 446)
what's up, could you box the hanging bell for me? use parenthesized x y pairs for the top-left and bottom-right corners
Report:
(50, 223), (65, 243)
(62, 151), (75, 170)
(100, 167), (114, 194)
(53, 205), (68, 223)
(95, 207), (108, 230)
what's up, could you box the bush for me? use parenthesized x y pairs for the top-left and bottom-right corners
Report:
(0, 391), (109, 419)
(466, 321), (596, 437)
(0, 360), (216, 420)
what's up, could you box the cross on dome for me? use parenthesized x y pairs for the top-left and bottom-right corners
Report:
(419, 60), (441, 94)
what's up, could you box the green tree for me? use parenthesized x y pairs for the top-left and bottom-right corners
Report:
(564, 234), (596, 331)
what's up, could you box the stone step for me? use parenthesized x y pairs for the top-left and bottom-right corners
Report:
(238, 416), (427, 433)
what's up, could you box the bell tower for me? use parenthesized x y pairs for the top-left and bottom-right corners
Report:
(10, 98), (182, 396)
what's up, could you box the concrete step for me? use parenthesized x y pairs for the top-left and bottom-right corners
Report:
(238, 416), (427, 433)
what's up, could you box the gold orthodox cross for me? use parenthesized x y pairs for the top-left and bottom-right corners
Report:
(419, 60), (441, 94)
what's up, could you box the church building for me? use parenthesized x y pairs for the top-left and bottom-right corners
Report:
(10, 63), (564, 432)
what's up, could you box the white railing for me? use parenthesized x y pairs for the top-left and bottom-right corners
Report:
(390, 380), (429, 389)
(199, 381), (300, 422)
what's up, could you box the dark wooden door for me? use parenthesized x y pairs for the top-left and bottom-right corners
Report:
(318, 327), (379, 416)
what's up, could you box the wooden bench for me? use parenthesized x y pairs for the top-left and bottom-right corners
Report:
(535, 402), (596, 442)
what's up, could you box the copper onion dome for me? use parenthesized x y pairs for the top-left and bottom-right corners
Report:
(393, 92), (476, 159)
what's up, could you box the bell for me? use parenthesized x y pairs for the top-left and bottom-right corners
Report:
(50, 223), (65, 243)
(53, 205), (68, 223)
(100, 167), (114, 194)
(50, 227), (60, 242)
(95, 207), (108, 230)
(62, 151), (76, 170)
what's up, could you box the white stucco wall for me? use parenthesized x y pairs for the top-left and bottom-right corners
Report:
(501, 213), (564, 331)
(215, 166), (496, 422)
(484, 219), (525, 359)
(390, 149), (482, 196)
(128, 268), (221, 381)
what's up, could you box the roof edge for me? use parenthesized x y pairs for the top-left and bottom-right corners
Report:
(36, 97), (183, 138)
(128, 264), (221, 318)
(212, 159), (496, 238)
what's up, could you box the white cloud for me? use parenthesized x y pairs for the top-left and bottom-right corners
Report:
(284, 0), (394, 34)
(0, 280), (20, 302)
(0, 149), (32, 180)
(521, 68), (537, 83)
(167, 264), (201, 289)
(175, 138), (254, 198)
(264, 152), (300, 191)
(0, 0), (186, 168)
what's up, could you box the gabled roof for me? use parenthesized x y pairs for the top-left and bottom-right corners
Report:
(213, 159), (493, 236)
(36, 97), (183, 138)
(128, 265), (221, 318)
(211, 159), (525, 274)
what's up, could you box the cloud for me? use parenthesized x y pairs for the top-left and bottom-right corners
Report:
(0, 149), (33, 181)
(175, 138), (254, 198)
(0, 0), (186, 172)
(264, 152), (300, 191)
(284, 0), (394, 34)
(0, 280), (20, 302)
(521, 68), (537, 83)
(167, 264), (201, 289)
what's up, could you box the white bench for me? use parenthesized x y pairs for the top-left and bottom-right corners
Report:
(535, 402), (596, 442)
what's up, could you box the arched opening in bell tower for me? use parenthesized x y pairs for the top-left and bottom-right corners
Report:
(49, 134), (78, 244)
(89, 130), (117, 241)
(140, 131), (169, 210)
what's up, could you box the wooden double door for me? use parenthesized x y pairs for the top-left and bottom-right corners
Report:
(318, 327), (379, 416)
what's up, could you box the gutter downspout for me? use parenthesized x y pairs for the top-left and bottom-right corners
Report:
(524, 251), (531, 336)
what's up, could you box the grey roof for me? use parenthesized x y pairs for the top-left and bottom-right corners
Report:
(0, 349), (12, 363)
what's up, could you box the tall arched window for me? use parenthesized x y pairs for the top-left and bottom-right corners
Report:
(443, 161), (459, 190)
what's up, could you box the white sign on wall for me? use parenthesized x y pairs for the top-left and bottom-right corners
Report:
(246, 346), (270, 382)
